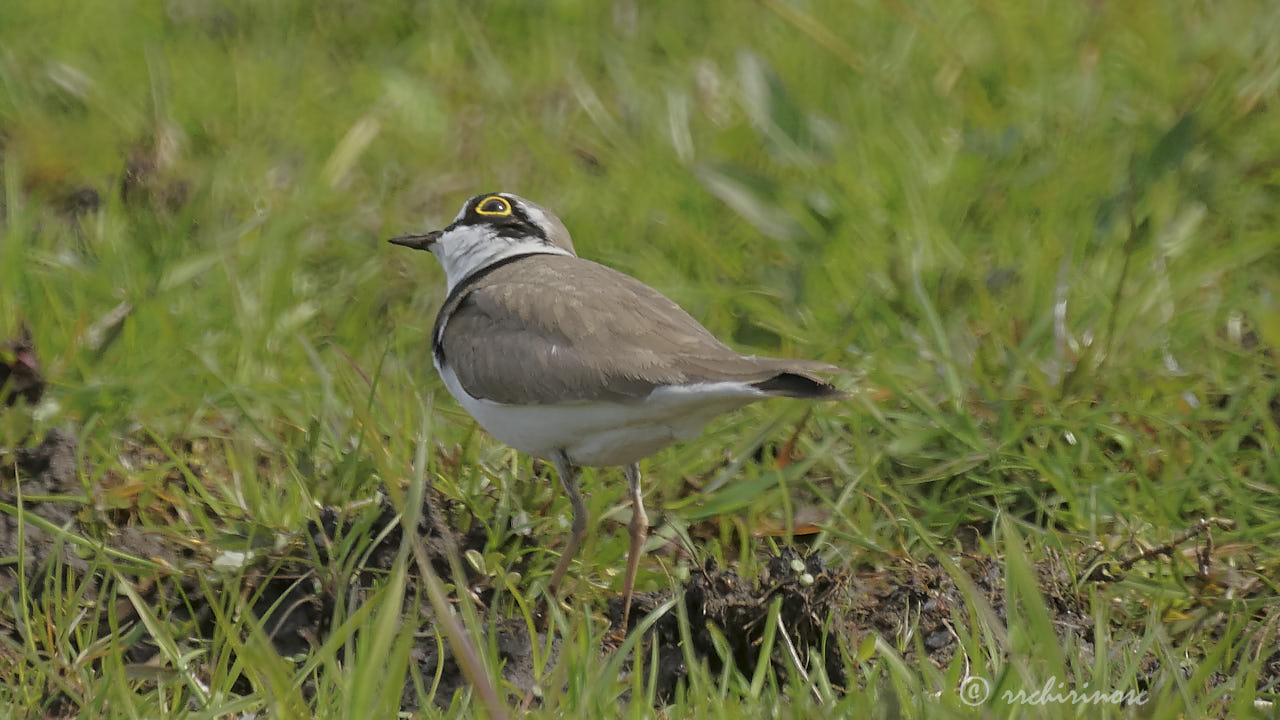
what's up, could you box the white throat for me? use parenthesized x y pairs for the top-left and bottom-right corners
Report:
(430, 225), (573, 292)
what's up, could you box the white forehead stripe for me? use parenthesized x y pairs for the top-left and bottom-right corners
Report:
(517, 202), (552, 235)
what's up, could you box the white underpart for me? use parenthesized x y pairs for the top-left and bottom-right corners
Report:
(430, 225), (573, 293)
(438, 362), (767, 467)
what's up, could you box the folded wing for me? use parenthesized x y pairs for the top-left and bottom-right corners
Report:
(438, 256), (845, 405)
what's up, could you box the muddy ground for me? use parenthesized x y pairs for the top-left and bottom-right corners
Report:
(1, 424), (1276, 714)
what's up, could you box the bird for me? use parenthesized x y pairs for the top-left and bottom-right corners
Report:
(389, 192), (845, 628)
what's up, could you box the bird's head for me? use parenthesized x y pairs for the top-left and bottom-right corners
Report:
(389, 193), (576, 290)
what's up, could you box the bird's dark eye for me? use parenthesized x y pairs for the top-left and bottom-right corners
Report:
(476, 197), (511, 216)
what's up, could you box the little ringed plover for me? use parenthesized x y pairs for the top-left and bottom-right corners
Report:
(390, 192), (845, 627)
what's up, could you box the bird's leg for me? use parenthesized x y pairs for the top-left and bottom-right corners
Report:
(621, 462), (647, 631)
(545, 449), (587, 608)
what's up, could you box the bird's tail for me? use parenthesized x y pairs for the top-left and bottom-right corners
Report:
(750, 359), (848, 400)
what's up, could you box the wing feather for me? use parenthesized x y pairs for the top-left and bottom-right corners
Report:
(437, 256), (841, 404)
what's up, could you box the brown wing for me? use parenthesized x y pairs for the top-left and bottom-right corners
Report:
(437, 255), (843, 405)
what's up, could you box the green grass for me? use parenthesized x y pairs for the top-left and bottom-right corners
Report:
(2, 0), (1279, 717)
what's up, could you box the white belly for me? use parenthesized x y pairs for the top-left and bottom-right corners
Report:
(437, 362), (765, 466)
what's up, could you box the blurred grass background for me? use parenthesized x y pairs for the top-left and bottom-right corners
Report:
(2, 0), (1279, 716)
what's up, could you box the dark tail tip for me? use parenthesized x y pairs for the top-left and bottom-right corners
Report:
(752, 372), (848, 400)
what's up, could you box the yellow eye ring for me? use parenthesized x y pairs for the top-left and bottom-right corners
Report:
(476, 196), (512, 216)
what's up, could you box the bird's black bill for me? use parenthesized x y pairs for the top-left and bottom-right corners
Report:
(387, 230), (442, 251)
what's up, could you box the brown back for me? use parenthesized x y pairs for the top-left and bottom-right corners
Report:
(435, 254), (844, 405)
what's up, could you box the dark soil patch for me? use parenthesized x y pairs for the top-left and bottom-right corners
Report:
(0, 327), (45, 407)
(120, 142), (190, 212)
(844, 553), (1093, 667)
(411, 617), (560, 712)
(0, 428), (84, 594)
(607, 548), (849, 703)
